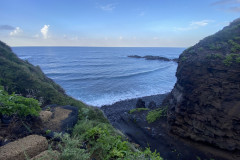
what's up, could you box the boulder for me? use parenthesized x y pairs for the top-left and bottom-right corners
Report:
(31, 150), (59, 160)
(136, 99), (145, 108)
(148, 101), (157, 109)
(39, 110), (52, 123)
(0, 135), (48, 160)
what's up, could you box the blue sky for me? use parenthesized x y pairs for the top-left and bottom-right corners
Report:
(0, 0), (239, 47)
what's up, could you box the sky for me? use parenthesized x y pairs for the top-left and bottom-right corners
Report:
(0, 0), (239, 47)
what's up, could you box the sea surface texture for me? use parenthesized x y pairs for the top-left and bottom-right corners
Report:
(13, 47), (184, 106)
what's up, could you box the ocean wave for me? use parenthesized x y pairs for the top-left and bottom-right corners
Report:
(64, 65), (173, 82)
(76, 89), (171, 107)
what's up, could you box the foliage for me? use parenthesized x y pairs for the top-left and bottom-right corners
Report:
(45, 129), (51, 135)
(71, 118), (164, 160)
(223, 53), (240, 66)
(180, 56), (187, 61)
(0, 86), (41, 116)
(58, 134), (90, 160)
(129, 108), (149, 114)
(236, 57), (240, 63)
(206, 53), (222, 60)
(146, 107), (168, 124)
(228, 39), (240, 53)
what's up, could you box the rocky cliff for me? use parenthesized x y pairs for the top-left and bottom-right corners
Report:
(167, 18), (240, 151)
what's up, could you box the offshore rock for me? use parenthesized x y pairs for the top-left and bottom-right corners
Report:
(167, 18), (240, 151)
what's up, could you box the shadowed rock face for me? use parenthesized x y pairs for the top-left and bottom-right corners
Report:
(167, 18), (240, 151)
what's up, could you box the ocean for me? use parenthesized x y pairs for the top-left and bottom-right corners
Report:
(12, 47), (185, 107)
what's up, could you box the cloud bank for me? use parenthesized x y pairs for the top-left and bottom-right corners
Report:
(9, 27), (23, 36)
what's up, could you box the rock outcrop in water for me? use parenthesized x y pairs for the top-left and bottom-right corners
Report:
(167, 18), (240, 151)
(128, 55), (178, 62)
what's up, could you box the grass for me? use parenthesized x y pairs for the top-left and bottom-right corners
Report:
(146, 107), (168, 124)
(129, 108), (149, 114)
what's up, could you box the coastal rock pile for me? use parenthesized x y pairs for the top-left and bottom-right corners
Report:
(167, 18), (240, 151)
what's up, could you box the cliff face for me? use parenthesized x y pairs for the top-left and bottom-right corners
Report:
(167, 18), (240, 151)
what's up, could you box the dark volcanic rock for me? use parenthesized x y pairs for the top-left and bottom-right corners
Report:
(166, 18), (240, 151)
(128, 55), (142, 58)
(148, 101), (157, 109)
(136, 99), (145, 108)
(143, 55), (171, 61)
(128, 55), (178, 62)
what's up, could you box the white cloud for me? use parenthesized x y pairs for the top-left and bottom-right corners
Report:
(174, 20), (213, 31)
(119, 36), (123, 40)
(191, 20), (212, 26)
(153, 37), (159, 40)
(99, 4), (116, 11)
(41, 25), (50, 39)
(9, 27), (23, 36)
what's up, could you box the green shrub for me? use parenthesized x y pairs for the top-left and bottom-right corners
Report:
(223, 53), (240, 66)
(146, 107), (167, 124)
(206, 53), (222, 60)
(236, 57), (240, 63)
(228, 39), (240, 53)
(72, 119), (164, 160)
(129, 108), (149, 114)
(0, 86), (41, 116)
(58, 134), (90, 160)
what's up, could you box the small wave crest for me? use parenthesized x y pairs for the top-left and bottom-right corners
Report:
(65, 65), (172, 82)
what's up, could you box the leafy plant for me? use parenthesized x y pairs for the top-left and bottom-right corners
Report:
(129, 108), (149, 114)
(45, 129), (51, 135)
(228, 39), (240, 53)
(58, 134), (90, 160)
(0, 86), (41, 116)
(146, 107), (168, 123)
(223, 53), (240, 66)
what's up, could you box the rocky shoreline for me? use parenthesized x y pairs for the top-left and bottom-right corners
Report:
(101, 94), (239, 160)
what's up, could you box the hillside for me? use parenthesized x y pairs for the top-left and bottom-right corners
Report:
(167, 18), (240, 150)
(0, 41), (85, 107)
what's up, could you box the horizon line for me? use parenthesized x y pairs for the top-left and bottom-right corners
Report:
(11, 45), (188, 48)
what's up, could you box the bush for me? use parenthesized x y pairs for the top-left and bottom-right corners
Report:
(71, 119), (164, 160)
(0, 86), (41, 116)
(58, 134), (90, 160)
(223, 53), (240, 66)
(146, 107), (167, 123)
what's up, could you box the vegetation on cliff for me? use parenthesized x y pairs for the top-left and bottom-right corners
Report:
(179, 18), (240, 66)
(0, 41), (85, 107)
